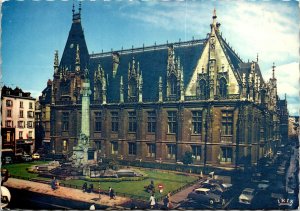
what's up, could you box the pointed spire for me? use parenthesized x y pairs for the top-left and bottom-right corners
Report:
(211, 8), (220, 31)
(272, 62), (276, 79)
(256, 53), (259, 62)
(213, 8), (217, 20)
(79, 1), (82, 14)
(54, 50), (59, 68)
(72, 1), (81, 22)
(72, 2), (75, 15)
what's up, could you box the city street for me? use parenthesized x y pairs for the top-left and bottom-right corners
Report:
(177, 144), (299, 210)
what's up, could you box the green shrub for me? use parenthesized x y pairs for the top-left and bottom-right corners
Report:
(83, 175), (148, 182)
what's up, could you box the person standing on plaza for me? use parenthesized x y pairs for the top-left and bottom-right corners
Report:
(109, 187), (113, 199)
(82, 182), (87, 192)
(51, 176), (59, 190)
(111, 188), (116, 200)
(149, 193), (156, 209)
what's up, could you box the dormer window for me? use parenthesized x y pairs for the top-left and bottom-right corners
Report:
(199, 79), (207, 99)
(128, 78), (137, 98)
(168, 74), (177, 96)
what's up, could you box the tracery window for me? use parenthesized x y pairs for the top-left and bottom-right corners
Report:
(199, 79), (207, 99)
(219, 78), (227, 98)
(169, 74), (177, 96)
(128, 78), (137, 98)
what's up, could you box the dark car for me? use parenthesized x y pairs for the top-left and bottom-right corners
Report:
(188, 188), (225, 206)
(202, 179), (233, 193)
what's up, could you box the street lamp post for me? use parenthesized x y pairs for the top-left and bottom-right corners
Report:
(98, 182), (101, 201)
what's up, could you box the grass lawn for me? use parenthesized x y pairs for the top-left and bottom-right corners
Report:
(4, 162), (198, 200)
(4, 161), (49, 179)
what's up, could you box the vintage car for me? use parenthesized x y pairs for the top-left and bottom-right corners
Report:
(188, 188), (224, 206)
(239, 188), (256, 204)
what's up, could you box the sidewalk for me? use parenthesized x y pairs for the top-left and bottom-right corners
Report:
(5, 178), (131, 208)
(158, 178), (204, 208)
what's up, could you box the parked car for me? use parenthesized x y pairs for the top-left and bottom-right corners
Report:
(188, 188), (225, 206)
(2, 156), (13, 165)
(239, 188), (256, 204)
(22, 154), (32, 162)
(1, 168), (9, 185)
(257, 180), (270, 190)
(32, 153), (40, 160)
(203, 179), (233, 192)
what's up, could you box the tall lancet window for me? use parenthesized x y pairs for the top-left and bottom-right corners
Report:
(94, 81), (103, 101)
(199, 79), (207, 99)
(61, 81), (70, 96)
(169, 74), (177, 96)
(128, 78), (137, 98)
(219, 78), (227, 98)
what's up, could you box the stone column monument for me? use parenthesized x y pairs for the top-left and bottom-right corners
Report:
(71, 69), (96, 176)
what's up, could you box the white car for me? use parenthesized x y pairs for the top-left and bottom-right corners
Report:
(239, 188), (256, 204)
(32, 153), (40, 160)
(257, 180), (270, 190)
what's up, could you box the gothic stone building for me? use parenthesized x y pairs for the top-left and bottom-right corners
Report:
(40, 8), (288, 169)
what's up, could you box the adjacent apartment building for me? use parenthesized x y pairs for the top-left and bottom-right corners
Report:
(1, 86), (36, 155)
(39, 7), (288, 169)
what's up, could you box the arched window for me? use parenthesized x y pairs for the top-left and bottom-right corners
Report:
(219, 78), (227, 98)
(61, 81), (70, 96)
(169, 74), (177, 96)
(129, 78), (137, 97)
(199, 79), (207, 99)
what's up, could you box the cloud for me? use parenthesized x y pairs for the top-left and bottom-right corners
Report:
(119, 1), (298, 70)
(119, 1), (298, 115)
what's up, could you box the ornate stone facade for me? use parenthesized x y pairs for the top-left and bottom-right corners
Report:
(40, 7), (288, 169)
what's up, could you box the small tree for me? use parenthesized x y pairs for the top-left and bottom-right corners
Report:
(182, 151), (193, 165)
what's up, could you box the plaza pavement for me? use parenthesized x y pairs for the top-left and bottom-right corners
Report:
(5, 177), (202, 209)
(5, 178), (131, 208)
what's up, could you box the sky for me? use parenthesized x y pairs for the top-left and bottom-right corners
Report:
(1, 0), (299, 115)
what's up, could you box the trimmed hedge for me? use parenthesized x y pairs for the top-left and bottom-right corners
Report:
(101, 158), (235, 176)
(83, 175), (148, 182)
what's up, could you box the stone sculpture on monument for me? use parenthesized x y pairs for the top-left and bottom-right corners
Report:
(71, 68), (97, 176)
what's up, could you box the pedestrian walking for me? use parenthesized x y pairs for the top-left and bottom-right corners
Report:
(109, 187), (113, 199)
(163, 195), (169, 209)
(87, 183), (94, 193)
(111, 188), (116, 200)
(149, 193), (156, 209)
(82, 182), (88, 192)
(51, 176), (59, 190)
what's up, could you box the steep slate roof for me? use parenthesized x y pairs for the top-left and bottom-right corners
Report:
(39, 82), (52, 105)
(219, 36), (243, 71)
(59, 13), (89, 72)
(89, 40), (206, 102)
(239, 62), (265, 84)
